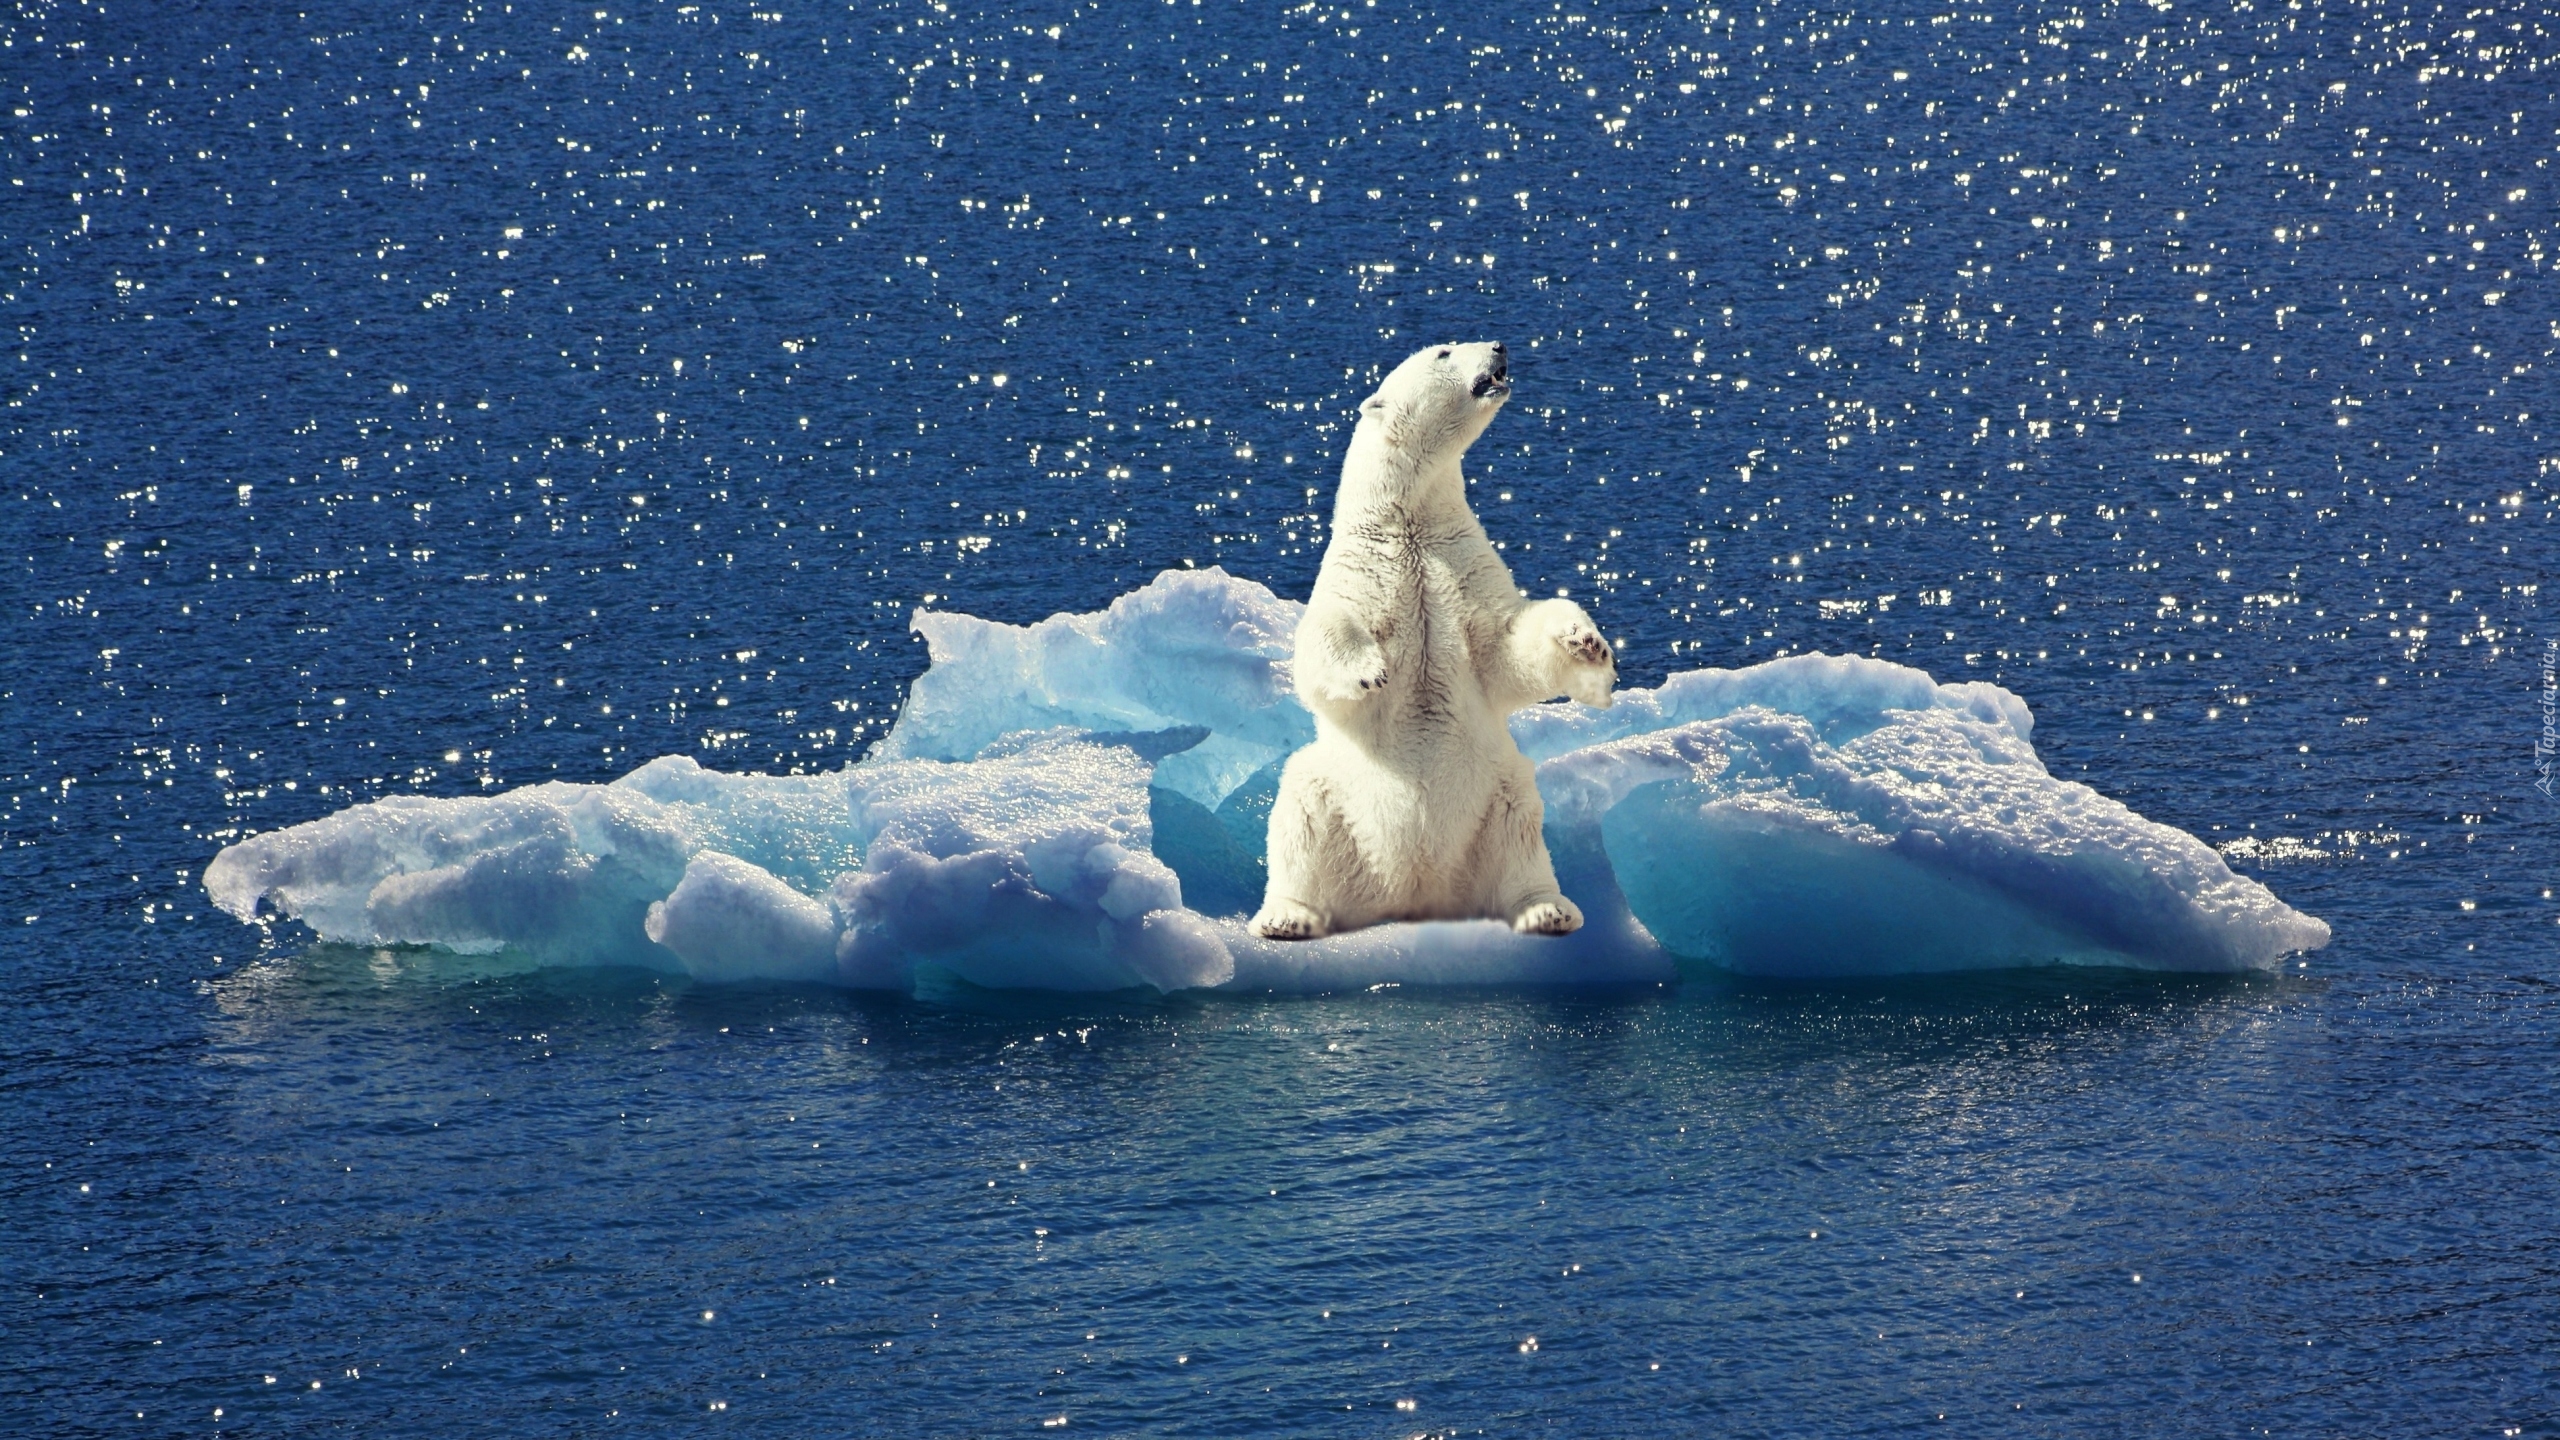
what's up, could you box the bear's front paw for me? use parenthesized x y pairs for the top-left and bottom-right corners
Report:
(1555, 624), (1613, 669)
(1311, 662), (1389, 706)
(1552, 622), (1617, 708)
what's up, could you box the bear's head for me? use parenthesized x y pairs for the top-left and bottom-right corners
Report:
(1357, 341), (1509, 461)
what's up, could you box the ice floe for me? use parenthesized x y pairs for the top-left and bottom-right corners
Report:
(207, 568), (2329, 990)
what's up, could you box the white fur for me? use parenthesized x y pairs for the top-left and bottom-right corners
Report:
(1251, 342), (1617, 941)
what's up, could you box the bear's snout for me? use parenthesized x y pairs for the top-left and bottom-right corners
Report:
(1471, 344), (1510, 398)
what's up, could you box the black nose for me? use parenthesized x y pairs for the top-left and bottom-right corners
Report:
(1490, 346), (1508, 378)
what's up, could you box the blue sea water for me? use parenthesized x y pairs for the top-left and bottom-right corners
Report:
(5, 0), (2557, 1432)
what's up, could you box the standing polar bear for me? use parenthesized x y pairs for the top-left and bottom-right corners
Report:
(1251, 341), (1617, 941)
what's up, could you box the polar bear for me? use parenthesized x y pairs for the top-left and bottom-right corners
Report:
(1251, 341), (1616, 941)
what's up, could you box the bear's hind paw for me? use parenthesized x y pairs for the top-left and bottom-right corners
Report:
(1509, 898), (1584, 936)
(1251, 900), (1331, 942)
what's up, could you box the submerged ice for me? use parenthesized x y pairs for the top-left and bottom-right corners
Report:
(207, 569), (2328, 991)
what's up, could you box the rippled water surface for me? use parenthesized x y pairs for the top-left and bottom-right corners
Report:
(6, 0), (2556, 1433)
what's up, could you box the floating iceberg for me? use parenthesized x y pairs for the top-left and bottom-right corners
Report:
(207, 568), (2329, 991)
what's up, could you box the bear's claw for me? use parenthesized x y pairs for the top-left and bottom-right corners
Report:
(1556, 625), (1615, 670)
(1252, 900), (1331, 941)
(1509, 898), (1584, 936)
(1553, 622), (1616, 708)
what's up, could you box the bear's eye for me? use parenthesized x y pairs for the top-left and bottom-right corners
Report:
(1436, 348), (1452, 359)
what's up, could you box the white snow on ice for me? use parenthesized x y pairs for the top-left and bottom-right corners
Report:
(206, 568), (2329, 991)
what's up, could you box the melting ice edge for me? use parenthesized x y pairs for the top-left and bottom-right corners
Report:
(206, 569), (2330, 992)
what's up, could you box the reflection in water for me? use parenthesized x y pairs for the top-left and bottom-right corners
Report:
(186, 954), (2339, 1429)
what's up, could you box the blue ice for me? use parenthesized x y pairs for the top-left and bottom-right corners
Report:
(207, 569), (2329, 990)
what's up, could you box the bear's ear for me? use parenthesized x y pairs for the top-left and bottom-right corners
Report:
(1360, 389), (1387, 415)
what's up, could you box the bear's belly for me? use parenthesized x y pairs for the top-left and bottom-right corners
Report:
(1322, 727), (1512, 881)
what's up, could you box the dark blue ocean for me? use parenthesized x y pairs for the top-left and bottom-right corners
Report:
(6, 0), (2556, 1433)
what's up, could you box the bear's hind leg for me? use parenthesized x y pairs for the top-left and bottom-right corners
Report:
(1252, 759), (1343, 941)
(1471, 764), (1583, 936)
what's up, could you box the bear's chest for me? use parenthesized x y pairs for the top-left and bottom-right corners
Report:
(1340, 532), (1492, 720)
(1350, 534), (1466, 631)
